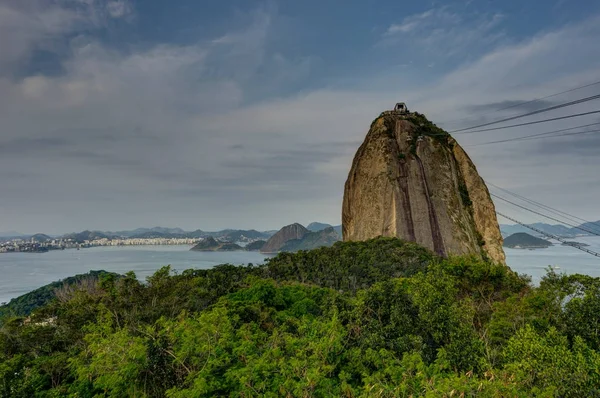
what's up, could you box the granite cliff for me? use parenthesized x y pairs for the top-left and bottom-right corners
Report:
(342, 108), (505, 264)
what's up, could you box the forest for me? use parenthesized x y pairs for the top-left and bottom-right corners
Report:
(1, 237), (599, 397)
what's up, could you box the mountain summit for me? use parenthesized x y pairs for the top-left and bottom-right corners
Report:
(342, 106), (505, 264)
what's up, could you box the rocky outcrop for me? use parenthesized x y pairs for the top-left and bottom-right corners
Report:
(261, 223), (309, 253)
(342, 111), (505, 264)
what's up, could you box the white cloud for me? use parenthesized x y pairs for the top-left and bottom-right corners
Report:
(385, 9), (436, 35)
(382, 6), (505, 59)
(1, 1), (600, 231)
(0, 0), (134, 75)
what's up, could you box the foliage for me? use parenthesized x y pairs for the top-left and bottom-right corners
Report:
(0, 270), (119, 320)
(1, 237), (599, 397)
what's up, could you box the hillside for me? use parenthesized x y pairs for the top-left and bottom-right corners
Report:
(306, 222), (333, 232)
(61, 230), (114, 243)
(279, 227), (341, 252)
(1, 237), (599, 396)
(30, 233), (53, 242)
(261, 223), (309, 253)
(245, 240), (267, 251)
(0, 270), (118, 318)
(503, 233), (553, 249)
(189, 237), (243, 252)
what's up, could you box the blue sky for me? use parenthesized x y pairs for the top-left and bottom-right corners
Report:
(1, 0), (600, 234)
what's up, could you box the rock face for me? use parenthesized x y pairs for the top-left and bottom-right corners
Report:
(342, 110), (505, 264)
(261, 223), (309, 253)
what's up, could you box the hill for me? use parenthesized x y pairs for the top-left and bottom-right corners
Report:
(306, 222), (333, 232)
(190, 237), (221, 251)
(111, 227), (189, 237)
(129, 231), (188, 239)
(210, 229), (271, 242)
(261, 223), (309, 253)
(503, 233), (553, 249)
(245, 240), (267, 251)
(1, 237), (599, 396)
(342, 108), (505, 264)
(61, 230), (114, 243)
(279, 227), (341, 252)
(30, 233), (53, 242)
(0, 270), (119, 318)
(189, 237), (243, 252)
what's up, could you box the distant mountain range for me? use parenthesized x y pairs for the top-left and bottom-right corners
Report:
(306, 222), (342, 235)
(189, 237), (244, 252)
(261, 223), (342, 253)
(279, 227), (341, 252)
(3, 220), (597, 245)
(499, 221), (600, 238)
(51, 227), (274, 243)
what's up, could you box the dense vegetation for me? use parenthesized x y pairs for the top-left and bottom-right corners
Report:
(1, 237), (599, 397)
(0, 271), (118, 319)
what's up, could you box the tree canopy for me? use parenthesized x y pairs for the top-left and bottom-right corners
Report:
(1, 237), (599, 397)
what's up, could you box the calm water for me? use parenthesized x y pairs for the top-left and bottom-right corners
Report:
(504, 235), (600, 283)
(0, 246), (268, 304)
(1, 238), (600, 304)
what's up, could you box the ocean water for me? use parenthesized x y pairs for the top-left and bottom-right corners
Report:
(503, 235), (600, 283)
(0, 246), (268, 305)
(1, 237), (599, 304)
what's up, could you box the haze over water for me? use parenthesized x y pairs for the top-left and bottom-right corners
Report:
(1, 237), (599, 305)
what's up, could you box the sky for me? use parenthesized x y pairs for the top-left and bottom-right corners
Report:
(1, 0), (600, 235)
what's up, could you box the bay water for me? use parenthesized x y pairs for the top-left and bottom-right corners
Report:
(1, 237), (600, 305)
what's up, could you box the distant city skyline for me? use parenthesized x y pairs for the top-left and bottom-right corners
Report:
(2, 0), (600, 234)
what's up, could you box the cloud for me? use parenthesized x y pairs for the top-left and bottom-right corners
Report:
(0, 0), (133, 76)
(381, 6), (505, 59)
(0, 2), (333, 231)
(385, 9), (438, 35)
(2, 1), (600, 232)
(463, 99), (557, 114)
(106, 0), (132, 19)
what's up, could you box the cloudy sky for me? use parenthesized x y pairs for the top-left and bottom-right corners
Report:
(1, 0), (600, 234)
